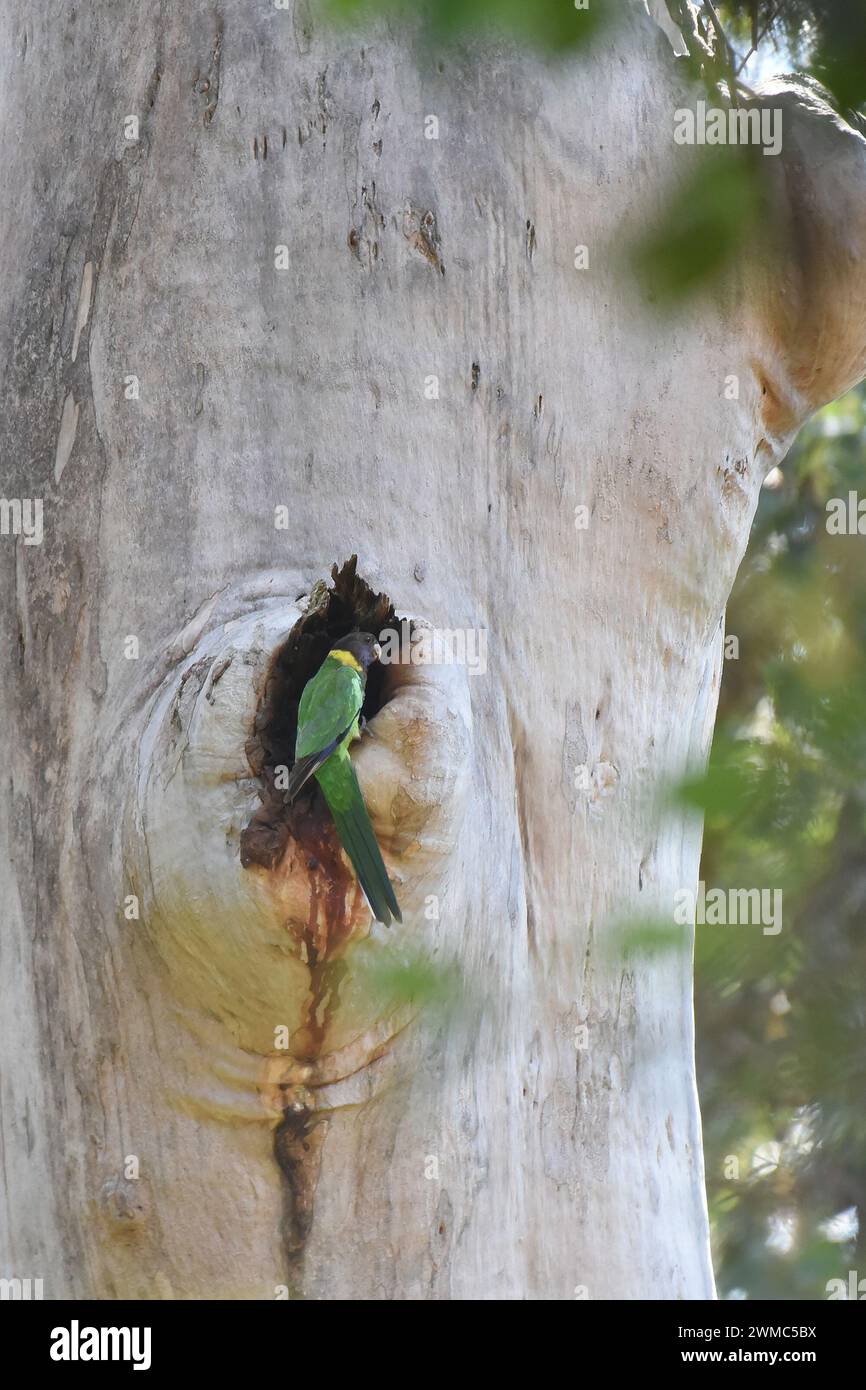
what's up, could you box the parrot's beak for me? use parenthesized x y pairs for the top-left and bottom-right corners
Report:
(372, 641), (381, 662)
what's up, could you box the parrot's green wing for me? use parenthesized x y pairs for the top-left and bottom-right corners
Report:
(296, 658), (364, 755)
(284, 657), (364, 802)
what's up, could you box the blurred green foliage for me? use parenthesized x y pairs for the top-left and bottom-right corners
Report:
(632, 2), (866, 306)
(690, 386), (866, 1298)
(322, 1), (866, 116)
(604, 916), (691, 961)
(722, 0), (866, 110)
(322, 0), (611, 52)
(629, 144), (770, 306)
(353, 939), (466, 1017)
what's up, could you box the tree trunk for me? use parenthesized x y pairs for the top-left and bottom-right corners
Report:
(3, 1), (866, 1300)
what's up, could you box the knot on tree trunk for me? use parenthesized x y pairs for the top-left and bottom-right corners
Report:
(129, 560), (471, 1082)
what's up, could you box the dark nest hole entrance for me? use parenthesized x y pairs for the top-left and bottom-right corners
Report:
(240, 556), (401, 874)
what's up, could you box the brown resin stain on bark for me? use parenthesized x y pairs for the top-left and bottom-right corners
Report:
(239, 557), (404, 1274)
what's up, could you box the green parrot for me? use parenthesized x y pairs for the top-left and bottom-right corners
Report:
(284, 630), (402, 926)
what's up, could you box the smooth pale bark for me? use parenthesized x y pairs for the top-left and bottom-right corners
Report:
(2, 2), (866, 1300)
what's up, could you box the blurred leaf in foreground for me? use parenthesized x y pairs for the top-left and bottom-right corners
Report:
(629, 144), (770, 306)
(321, 0), (612, 53)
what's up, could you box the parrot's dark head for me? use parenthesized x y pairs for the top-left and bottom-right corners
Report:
(328, 630), (381, 673)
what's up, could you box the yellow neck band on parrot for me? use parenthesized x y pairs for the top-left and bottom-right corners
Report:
(328, 648), (363, 673)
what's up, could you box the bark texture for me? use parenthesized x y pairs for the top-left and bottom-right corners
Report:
(2, 1), (866, 1299)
